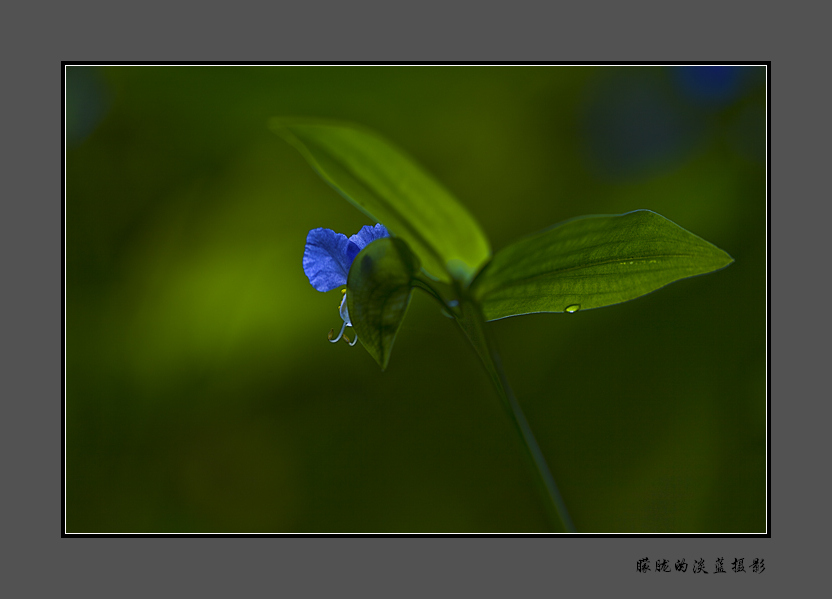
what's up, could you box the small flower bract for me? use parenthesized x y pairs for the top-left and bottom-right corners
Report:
(303, 223), (390, 345)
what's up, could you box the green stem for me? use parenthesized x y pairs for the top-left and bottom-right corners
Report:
(411, 275), (575, 532)
(456, 296), (576, 533)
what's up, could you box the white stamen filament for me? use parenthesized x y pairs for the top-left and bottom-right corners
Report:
(329, 320), (347, 343)
(328, 291), (357, 346)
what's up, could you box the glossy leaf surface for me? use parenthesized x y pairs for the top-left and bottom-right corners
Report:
(271, 118), (491, 283)
(347, 237), (420, 370)
(471, 210), (733, 321)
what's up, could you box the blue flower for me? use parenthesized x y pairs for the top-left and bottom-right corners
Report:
(303, 223), (390, 345)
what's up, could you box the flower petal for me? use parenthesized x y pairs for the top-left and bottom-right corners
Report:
(303, 228), (360, 292)
(349, 223), (390, 251)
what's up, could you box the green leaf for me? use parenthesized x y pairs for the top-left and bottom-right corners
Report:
(270, 118), (491, 283)
(470, 210), (734, 321)
(347, 237), (421, 370)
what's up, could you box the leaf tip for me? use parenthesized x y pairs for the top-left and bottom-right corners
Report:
(268, 117), (302, 147)
(718, 248), (735, 269)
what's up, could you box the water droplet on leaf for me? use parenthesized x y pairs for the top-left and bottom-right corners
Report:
(565, 304), (580, 313)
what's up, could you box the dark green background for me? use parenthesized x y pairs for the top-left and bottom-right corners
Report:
(66, 66), (766, 532)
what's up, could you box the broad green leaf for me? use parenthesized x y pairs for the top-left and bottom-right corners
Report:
(470, 210), (733, 321)
(270, 118), (491, 283)
(347, 237), (420, 370)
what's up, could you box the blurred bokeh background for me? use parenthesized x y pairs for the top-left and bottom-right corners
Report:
(66, 65), (766, 532)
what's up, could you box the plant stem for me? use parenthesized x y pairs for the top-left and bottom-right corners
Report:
(456, 297), (576, 533)
(412, 276), (575, 532)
